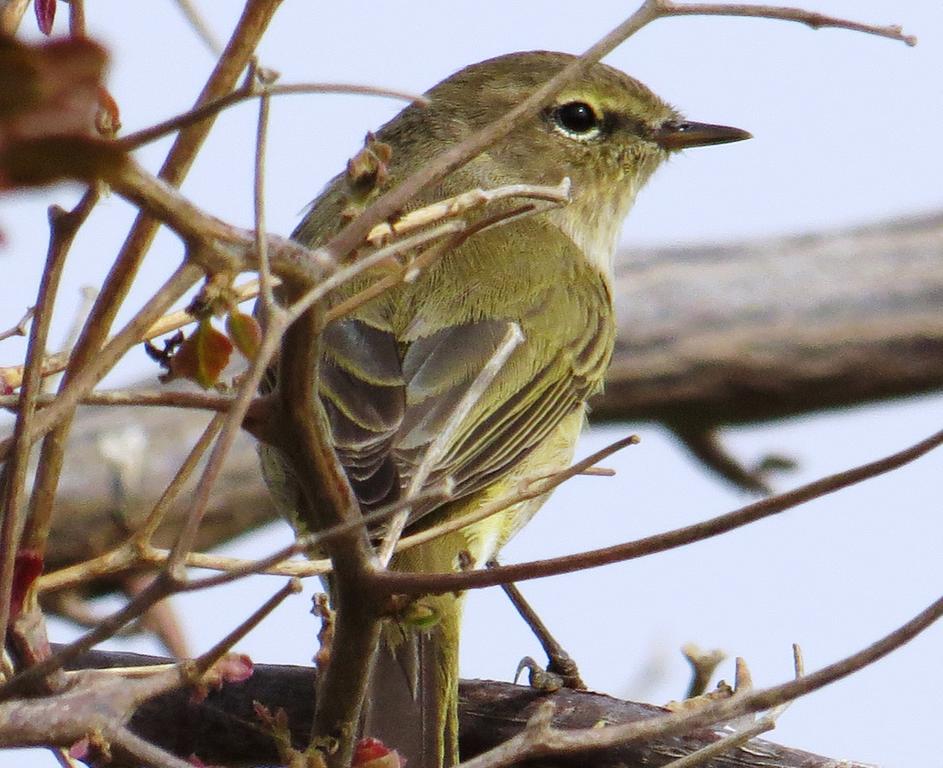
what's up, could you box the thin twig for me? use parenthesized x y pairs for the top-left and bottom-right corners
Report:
(172, 0), (223, 55)
(254, 69), (277, 314)
(106, 726), (198, 768)
(51, 287), (97, 368)
(660, 716), (777, 768)
(365, 177), (571, 246)
(458, 591), (943, 768)
(395, 434), (639, 554)
(36, 482), (451, 594)
(283, 220), (466, 326)
(50, 747), (83, 768)
(191, 578), (300, 675)
(658, 1), (916, 45)
(0, 190), (98, 657)
(0, 306), (34, 342)
(0, 389), (240, 413)
(135, 413), (226, 545)
(379, 427), (943, 595)
(163, 321), (285, 578)
(118, 82), (428, 151)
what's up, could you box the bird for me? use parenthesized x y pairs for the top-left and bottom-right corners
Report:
(259, 50), (750, 768)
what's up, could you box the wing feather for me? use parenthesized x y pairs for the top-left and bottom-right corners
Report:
(320, 306), (611, 526)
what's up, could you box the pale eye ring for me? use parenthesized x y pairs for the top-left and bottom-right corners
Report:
(552, 101), (602, 140)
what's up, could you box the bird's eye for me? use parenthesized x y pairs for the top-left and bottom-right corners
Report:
(552, 101), (601, 139)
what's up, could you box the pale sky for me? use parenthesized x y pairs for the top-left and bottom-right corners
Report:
(2, 2), (941, 767)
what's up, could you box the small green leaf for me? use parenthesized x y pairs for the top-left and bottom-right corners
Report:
(401, 599), (440, 630)
(226, 310), (262, 360)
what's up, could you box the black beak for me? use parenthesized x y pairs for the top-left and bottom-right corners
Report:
(653, 120), (752, 151)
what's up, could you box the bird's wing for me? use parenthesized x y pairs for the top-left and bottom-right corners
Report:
(320, 291), (612, 529)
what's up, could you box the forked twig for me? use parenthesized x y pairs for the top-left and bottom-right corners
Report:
(0, 306), (34, 342)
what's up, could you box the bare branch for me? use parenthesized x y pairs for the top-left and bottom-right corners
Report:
(458, 591), (943, 766)
(119, 82), (429, 151)
(62, 648), (878, 768)
(378, 427), (943, 595)
(0, 306), (34, 343)
(0, 189), (98, 654)
(657, 1), (916, 45)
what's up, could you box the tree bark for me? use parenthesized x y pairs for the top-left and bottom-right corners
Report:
(598, 210), (943, 424)
(73, 647), (870, 768)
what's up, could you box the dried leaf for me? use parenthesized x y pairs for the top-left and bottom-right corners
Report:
(0, 35), (106, 123)
(226, 310), (262, 360)
(169, 319), (233, 389)
(0, 135), (126, 189)
(0, 34), (125, 189)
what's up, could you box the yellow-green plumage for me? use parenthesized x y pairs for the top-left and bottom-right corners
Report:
(260, 50), (749, 768)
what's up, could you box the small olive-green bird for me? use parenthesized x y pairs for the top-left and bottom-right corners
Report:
(260, 51), (749, 768)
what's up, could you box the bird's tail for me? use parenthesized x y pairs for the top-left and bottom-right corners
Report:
(361, 591), (462, 768)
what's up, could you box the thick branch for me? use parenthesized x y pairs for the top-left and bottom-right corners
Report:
(596, 211), (943, 425)
(69, 648), (870, 768)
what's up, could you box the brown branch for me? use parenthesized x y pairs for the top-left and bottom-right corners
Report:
(172, 0), (223, 55)
(0, 306), (34, 343)
(0, 389), (242, 413)
(22, 0), (282, 548)
(599, 213), (943, 415)
(269, 287), (379, 766)
(63, 647), (877, 768)
(458, 592), (943, 766)
(191, 578), (300, 677)
(658, 1), (915, 44)
(0, 190), (98, 652)
(597, 211), (943, 489)
(119, 82), (428, 151)
(375, 427), (943, 595)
